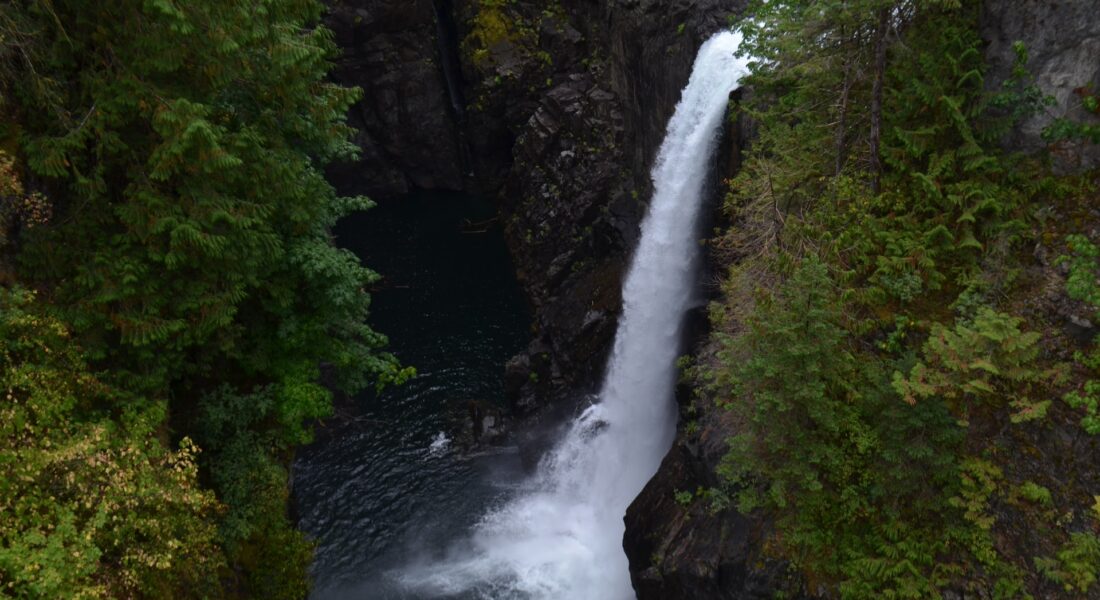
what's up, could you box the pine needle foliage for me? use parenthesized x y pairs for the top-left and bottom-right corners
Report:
(0, 287), (226, 598)
(706, 1), (1095, 597)
(0, 0), (411, 593)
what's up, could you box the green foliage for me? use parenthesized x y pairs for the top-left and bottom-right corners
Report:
(1042, 84), (1100, 144)
(0, 0), (408, 592)
(1044, 118), (1100, 145)
(462, 0), (538, 71)
(893, 308), (1060, 424)
(876, 316), (912, 353)
(674, 490), (694, 506)
(847, 6), (1030, 305)
(987, 41), (1055, 134)
(9, 0), (401, 399)
(1063, 342), (1100, 434)
(1016, 481), (1053, 507)
(707, 1), (1084, 595)
(718, 258), (865, 512)
(1059, 235), (1100, 433)
(1035, 532), (1100, 594)
(712, 258), (983, 596)
(1058, 234), (1100, 315)
(942, 458), (1029, 596)
(0, 288), (226, 598)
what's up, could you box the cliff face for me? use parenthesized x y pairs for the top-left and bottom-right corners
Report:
(325, 0), (465, 198)
(982, 0), (1100, 171)
(325, 0), (746, 412)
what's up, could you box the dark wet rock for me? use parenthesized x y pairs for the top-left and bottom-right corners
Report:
(324, 0), (748, 412)
(456, 400), (510, 449)
(503, 352), (533, 406)
(470, 0), (749, 410)
(596, 0), (745, 191)
(324, 0), (466, 197)
(1066, 313), (1098, 345)
(624, 444), (796, 600)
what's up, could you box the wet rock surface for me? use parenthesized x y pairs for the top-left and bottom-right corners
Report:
(324, 0), (465, 197)
(623, 410), (798, 600)
(325, 0), (747, 412)
(466, 0), (750, 411)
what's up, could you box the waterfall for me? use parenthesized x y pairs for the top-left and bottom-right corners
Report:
(398, 30), (749, 600)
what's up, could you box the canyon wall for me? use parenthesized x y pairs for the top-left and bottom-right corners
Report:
(982, 0), (1100, 171)
(325, 0), (746, 412)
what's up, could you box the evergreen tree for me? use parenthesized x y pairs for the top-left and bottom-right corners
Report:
(708, 1), (1094, 596)
(0, 0), (411, 593)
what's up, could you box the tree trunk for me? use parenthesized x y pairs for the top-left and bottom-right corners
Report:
(869, 8), (889, 195)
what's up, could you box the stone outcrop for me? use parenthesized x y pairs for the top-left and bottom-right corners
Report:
(982, 0), (1100, 171)
(623, 408), (797, 599)
(465, 0), (749, 409)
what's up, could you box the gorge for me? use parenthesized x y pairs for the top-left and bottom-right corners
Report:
(302, 0), (1100, 598)
(297, 29), (749, 599)
(2, 1), (1099, 599)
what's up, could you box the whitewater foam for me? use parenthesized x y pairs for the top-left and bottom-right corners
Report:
(397, 29), (750, 599)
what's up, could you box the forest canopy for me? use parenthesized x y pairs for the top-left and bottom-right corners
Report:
(689, 0), (1100, 596)
(0, 1), (408, 595)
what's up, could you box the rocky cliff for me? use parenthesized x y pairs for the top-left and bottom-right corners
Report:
(325, 0), (746, 414)
(982, 0), (1100, 171)
(325, 0), (466, 197)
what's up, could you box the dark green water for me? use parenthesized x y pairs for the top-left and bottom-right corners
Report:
(292, 192), (531, 599)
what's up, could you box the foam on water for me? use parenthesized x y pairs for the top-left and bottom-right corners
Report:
(429, 432), (452, 457)
(397, 30), (750, 600)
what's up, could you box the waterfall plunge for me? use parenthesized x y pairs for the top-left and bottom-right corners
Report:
(400, 30), (750, 600)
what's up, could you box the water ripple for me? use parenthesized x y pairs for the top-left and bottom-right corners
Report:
(293, 193), (530, 600)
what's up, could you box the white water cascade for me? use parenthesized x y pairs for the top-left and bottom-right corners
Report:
(400, 30), (750, 600)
